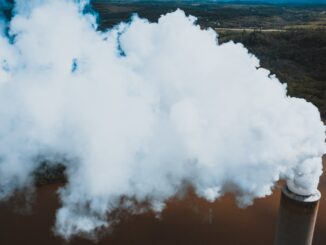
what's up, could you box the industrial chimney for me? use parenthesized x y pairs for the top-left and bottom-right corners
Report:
(274, 182), (321, 245)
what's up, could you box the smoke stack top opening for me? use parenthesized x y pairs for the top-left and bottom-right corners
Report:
(284, 182), (321, 202)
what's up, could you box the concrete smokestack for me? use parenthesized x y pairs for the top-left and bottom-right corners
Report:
(274, 184), (320, 245)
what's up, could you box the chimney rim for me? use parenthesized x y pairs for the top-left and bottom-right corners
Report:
(283, 185), (321, 203)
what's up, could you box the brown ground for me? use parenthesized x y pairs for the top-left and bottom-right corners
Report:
(0, 155), (325, 245)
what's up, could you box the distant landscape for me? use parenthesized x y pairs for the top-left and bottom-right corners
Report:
(93, 1), (326, 122)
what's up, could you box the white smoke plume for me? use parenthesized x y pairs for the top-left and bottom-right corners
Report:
(0, 0), (325, 239)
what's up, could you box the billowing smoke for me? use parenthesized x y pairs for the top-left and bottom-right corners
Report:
(0, 0), (325, 239)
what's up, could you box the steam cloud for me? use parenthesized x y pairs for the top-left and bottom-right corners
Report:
(0, 0), (325, 239)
